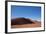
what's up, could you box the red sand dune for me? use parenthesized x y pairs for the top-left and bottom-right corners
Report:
(11, 17), (41, 28)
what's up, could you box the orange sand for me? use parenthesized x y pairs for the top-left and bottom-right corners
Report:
(11, 22), (41, 28)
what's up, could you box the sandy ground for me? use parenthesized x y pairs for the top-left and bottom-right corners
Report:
(11, 22), (41, 28)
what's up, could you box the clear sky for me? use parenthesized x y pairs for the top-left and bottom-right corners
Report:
(11, 5), (41, 21)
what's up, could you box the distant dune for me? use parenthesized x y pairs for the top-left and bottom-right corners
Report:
(11, 17), (41, 28)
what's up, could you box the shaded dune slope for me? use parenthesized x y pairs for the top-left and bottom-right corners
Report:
(11, 18), (35, 25)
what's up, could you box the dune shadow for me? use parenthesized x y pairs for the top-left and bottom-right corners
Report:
(11, 17), (35, 25)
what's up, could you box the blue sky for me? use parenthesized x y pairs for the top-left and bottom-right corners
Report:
(11, 5), (41, 21)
